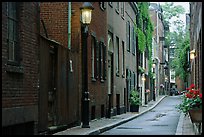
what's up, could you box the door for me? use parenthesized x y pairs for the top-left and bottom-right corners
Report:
(116, 94), (120, 115)
(107, 52), (113, 117)
(48, 47), (57, 126)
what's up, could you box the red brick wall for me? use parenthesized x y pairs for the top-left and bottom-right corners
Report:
(71, 2), (108, 119)
(2, 2), (40, 109)
(40, 2), (108, 121)
(2, 2), (40, 134)
(88, 2), (108, 118)
(40, 2), (68, 48)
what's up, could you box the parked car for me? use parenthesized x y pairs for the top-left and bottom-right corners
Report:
(170, 88), (180, 96)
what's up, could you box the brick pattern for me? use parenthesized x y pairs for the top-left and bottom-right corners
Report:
(40, 2), (68, 48)
(2, 2), (40, 108)
(40, 2), (108, 121)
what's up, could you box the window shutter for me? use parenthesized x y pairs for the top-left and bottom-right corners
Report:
(132, 27), (134, 54)
(126, 21), (130, 51)
(95, 40), (99, 79)
(99, 41), (103, 80)
(103, 44), (107, 80)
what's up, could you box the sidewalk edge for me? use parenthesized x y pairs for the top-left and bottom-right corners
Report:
(175, 112), (184, 135)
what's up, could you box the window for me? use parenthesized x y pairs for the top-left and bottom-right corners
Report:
(171, 74), (175, 80)
(121, 2), (125, 17)
(7, 2), (19, 64)
(116, 36), (119, 76)
(132, 26), (136, 55)
(134, 72), (136, 89)
(91, 36), (97, 80)
(116, 2), (119, 13)
(122, 41), (125, 77)
(91, 35), (99, 81)
(126, 21), (130, 52)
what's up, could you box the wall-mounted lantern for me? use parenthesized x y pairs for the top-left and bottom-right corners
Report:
(190, 49), (196, 60)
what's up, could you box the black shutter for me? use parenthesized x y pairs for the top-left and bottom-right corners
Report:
(95, 40), (99, 79)
(126, 21), (130, 52)
(103, 44), (107, 80)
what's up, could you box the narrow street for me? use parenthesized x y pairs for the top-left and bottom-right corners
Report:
(100, 95), (182, 135)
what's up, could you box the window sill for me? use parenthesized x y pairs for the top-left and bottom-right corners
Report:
(116, 71), (120, 77)
(92, 78), (97, 82)
(5, 64), (24, 74)
(100, 79), (105, 83)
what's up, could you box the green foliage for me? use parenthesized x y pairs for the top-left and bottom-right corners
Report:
(136, 2), (153, 54)
(129, 89), (141, 106)
(138, 66), (145, 74)
(161, 2), (190, 82)
(135, 2), (154, 77)
(137, 28), (146, 52)
(170, 29), (190, 81)
(161, 2), (185, 25)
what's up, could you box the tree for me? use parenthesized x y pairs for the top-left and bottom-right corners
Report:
(161, 2), (190, 82)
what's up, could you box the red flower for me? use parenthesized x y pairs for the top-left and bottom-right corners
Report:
(189, 84), (195, 89)
(186, 93), (193, 98)
(199, 93), (202, 99)
(189, 89), (194, 93)
(193, 90), (200, 96)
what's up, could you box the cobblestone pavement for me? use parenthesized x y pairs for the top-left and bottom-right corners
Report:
(54, 95), (196, 135)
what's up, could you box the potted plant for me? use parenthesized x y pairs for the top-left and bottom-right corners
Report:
(176, 84), (202, 123)
(129, 89), (141, 112)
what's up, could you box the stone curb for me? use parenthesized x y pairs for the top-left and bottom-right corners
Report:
(175, 112), (184, 135)
(87, 95), (168, 135)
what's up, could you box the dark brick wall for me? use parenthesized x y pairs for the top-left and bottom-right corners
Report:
(2, 2), (40, 134)
(40, 2), (68, 48)
(40, 2), (81, 125)
(40, 2), (108, 123)
(71, 2), (108, 120)
(87, 2), (108, 119)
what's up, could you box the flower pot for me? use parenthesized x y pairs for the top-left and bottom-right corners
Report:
(188, 109), (202, 123)
(130, 105), (139, 112)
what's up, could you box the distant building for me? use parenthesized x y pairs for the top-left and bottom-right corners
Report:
(149, 3), (167, 97)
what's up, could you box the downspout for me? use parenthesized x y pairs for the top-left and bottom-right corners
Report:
(68, 2), (73, 72)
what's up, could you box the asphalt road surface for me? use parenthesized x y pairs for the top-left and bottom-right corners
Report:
(100, 95), (182, 135)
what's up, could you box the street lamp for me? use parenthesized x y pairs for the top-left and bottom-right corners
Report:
(80, 2), (94, 128)
(190, 49), (196, 60)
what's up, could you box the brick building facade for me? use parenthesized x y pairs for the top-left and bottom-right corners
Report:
(189, 2), (202, 134)
(40, 2), (108, 130)
(2, 2), (40, 135)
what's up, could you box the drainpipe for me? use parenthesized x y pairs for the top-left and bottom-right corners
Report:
(68, 2), (73, 73)
(68, 2), (71, 49)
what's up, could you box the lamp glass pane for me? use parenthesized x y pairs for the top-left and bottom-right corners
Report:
(81, 9), (92, 24)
